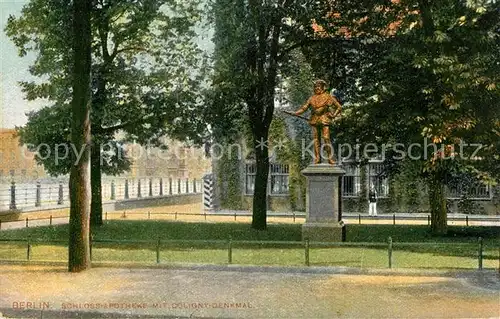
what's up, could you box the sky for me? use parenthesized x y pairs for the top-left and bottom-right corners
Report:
(0, 0), (214, 129)
(0, 0), (47, 128)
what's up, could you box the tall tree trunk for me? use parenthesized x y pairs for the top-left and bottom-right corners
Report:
(427, 173), (447, 235)
(252, 130), (269, 230)
(90, 143), (103, 228)
(68, 0), (92, 272)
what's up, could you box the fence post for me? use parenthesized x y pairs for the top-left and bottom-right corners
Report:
(9, 181), (16, 210)
(175, 212), (177, 220)
(159, 178), (163, 196)
(358, 214), (361, 225)
(466, 215), (469, 227)
(228, 237), (232, 264)
(478, 237), (483, 270)
(156, 238), (161, 264)
(90, 234), (93, 261)
(293, 212), (296, 223)
(137, 179), (142, 198)
(148, 211), (151, 220)
(149, 178), (153, 197)
(193, 179), (197, 193)
(169, 178), (173, 195)
(204, 211), (207, 221)
(392, 214), (396, 225)
(234, 212), (237, 221)
(35, 181), (41, 207)
(427, 215), (430, 226)
(305, 239), (310, 266)
(50, 215), (52, 226)
(57, 182), (64, 205)
(388, 236), (393, 269)
(27, 239), (31, 261)
(110, 180), (116, 200)
(178, 179), (181, 194)
(124, 179), (129, 199)
(105, 212), (108, 221)
(26, 217), (29, 228)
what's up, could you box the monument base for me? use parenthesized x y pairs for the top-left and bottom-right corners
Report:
(302, 221), (345, 242)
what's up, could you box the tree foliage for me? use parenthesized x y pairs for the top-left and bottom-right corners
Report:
(6, 0), (209, 225)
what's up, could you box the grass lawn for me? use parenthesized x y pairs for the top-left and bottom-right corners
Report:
(0, 221), (498, 269)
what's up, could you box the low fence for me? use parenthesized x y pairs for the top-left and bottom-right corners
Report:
(0, 177), (202, 211)
(1, 210), (499, 229)
(0, 237), (498, 271)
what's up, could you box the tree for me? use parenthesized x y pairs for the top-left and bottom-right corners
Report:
(6, 0), (208, 227)
(209, 0), (334, 230)
(68, 0), (92, 272)
(307, 0), (499, 234)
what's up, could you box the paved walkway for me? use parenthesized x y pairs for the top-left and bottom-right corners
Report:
(0, 265), (499, 318)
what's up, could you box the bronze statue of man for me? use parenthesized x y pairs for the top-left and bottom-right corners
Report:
(295, 80), (342, 165)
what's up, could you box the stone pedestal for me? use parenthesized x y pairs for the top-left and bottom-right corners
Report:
(301, 164), (346, 242)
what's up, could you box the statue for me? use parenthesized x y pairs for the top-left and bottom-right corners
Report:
(293, 80), (342, 165)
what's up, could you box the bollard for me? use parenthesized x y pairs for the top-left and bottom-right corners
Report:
(175, 212), (177, 220)
(159, 178), (163, 196)
(234, 212), (237, 221)
(35, 182), (41, 207)
(27, 240), (31, 261)
(427, 215), (430, 226)
(305, 239), (310, 266)
(388, 236), (393, 268)
(478, 237), (483, 270)
(10, 181), (16, 210)
(50, 215), (52, 226)
(57, 182), (63, 205)
(204, 212), (207, 221)
(110, 180), (116, 200)
(228, 237), (233, 264)
(105, 212), (108, 221)
(26, 217), (29, 228)
(156, 238), (161, 264)
(393, 214), (396, 225)
(148, 211), (151, 220)
(358, 214), (361, 225)
(293, 212), (296, 223)
(466, 215), (469, 227)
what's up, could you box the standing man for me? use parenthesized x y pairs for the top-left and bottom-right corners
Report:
(368, 184), (377, 216)
(294, 80), (342, 165)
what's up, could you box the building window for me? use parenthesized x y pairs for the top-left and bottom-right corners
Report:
(245, 163), (290, 195)
(368, 163), (389, 197)
(342, 163), (361, 197)
(447, 183), (491, 199)
(245, 163), (256, 195)
(270, 164), (289, 195)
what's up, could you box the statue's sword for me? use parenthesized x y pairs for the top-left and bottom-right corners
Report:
(281, 110), (309, 121)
